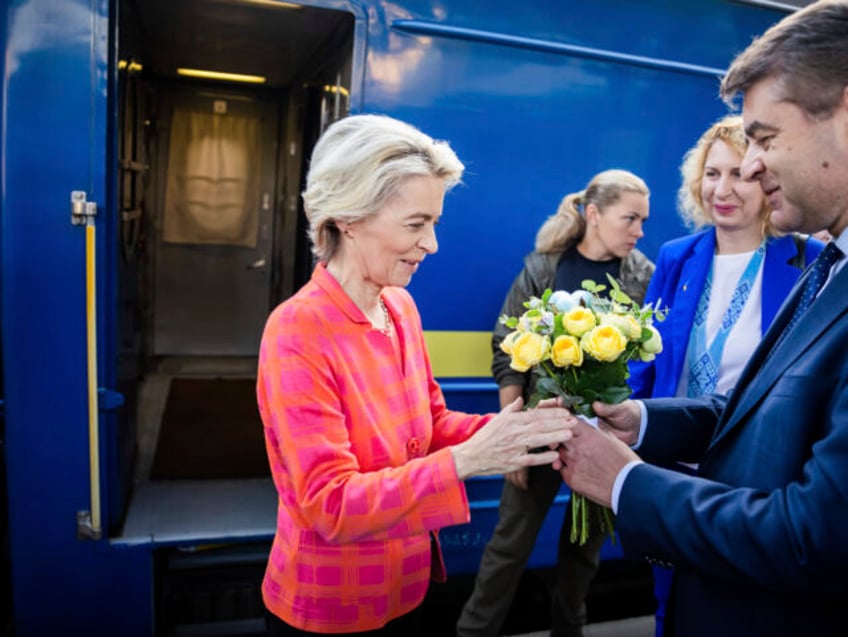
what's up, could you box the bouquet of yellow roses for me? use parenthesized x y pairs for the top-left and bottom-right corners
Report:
(499, 276), (665, 545)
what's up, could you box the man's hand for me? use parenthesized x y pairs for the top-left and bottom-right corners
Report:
(504, 468), (529, 490)
(592, 400), (641, 446)
(556, 417), (640, 508)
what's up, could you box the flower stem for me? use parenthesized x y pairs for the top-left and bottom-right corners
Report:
(570, 494), (579, 543)
(581, 495), (588, 544)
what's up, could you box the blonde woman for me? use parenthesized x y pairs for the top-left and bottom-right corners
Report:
(630, 114), (824, 401)
(257, 114), (574, 636)
(458, 169), (653, 637)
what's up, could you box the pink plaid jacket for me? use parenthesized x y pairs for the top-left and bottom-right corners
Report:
(257, 263), (491, 633)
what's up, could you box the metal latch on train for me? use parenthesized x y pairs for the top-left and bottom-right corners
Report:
(71, 190), (97, 225)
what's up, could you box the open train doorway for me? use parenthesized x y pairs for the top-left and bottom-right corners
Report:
(119, 0), (354, 365)
(113, 0), (355, 539)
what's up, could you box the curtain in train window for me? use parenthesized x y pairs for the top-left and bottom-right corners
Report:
(163, 108), (260, 246)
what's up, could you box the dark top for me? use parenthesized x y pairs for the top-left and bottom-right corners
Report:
(491, 246), (654, 390)
(555, 245), (621, 297)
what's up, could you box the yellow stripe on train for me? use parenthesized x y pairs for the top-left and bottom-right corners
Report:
(423, 331), (493, 378)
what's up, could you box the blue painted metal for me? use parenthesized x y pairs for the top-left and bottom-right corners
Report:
(376, 0), (787, 333)
(391, 20), (728, 78)
(0, 0), (789, 633)
(0, 0), (8, 629)
(2, 0), (151, 635)
(98, 387), (125, 411)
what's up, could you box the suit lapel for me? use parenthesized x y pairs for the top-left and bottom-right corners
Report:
(711, 265), (848, 446)
(760, 235), (805, 327)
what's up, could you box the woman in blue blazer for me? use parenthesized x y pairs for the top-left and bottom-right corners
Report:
(627, 115), (823, 636)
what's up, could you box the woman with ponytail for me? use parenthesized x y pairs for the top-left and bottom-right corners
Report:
(458, 169), (654, 637)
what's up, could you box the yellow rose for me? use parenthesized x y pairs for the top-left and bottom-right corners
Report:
(510, 332), (551, 372)
(581, 325), (627, 362)
(562, 307), (596, 337)
(500, 331), (520, 355)
(642, 325), (663, 354)
(600, 313), (642, 340)
(551, 335), (583, 368)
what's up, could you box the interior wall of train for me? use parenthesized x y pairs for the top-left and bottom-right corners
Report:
(1, 1), (811, 636)
(114, 0), (354, 492)
(118, 0), (353, 366)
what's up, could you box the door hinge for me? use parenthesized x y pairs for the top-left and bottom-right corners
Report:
(71, 190), (97, 225)
(76, 510), (102, 540)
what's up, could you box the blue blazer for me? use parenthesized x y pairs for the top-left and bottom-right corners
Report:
(617, 241), (848, 636)
(629, 229), (823, 399)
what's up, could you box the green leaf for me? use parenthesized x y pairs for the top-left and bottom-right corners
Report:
(604, 274), (627, 300)
(574, 403), (595, 418)
(582, 387), (603, 403)
(526, 393), (542, 409)
(535, 376), (564, 398)
(553, 314), (566, 336)
(598, 385), (632, 404)
(500, 315), (518, 328)
(581, 279), (597, 292)
(610, 289), (628, 304)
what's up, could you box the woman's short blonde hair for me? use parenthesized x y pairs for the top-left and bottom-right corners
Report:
(678, 114), (774, 235)
(535, 169), (649, 254)
(302, 114), (465, 262)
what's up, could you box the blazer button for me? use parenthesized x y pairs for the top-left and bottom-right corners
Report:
(406, 437), (421, 457)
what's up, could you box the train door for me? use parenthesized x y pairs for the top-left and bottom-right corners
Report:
(111, 1), (359, 633)
(151, 90), (278, 357)
(115, 0), (358, 479)
(2, 0), (158, 633)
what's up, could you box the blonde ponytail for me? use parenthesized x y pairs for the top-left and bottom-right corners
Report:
(535, 190), (587, 253)
(535, 170), (649, 254)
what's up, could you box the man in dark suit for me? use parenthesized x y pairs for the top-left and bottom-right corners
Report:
(555, 2), (848, 635)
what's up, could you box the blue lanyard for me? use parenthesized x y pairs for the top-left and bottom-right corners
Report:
(686, 242), (765, 397)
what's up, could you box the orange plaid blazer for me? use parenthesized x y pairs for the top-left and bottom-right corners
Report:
(257, 263), (491, 633)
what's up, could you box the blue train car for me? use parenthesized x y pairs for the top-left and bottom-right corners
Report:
(1, 1), (806, 635)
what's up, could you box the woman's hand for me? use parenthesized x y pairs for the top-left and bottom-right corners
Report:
(451, 397), (574, 480)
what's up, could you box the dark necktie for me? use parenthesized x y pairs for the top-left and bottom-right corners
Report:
(784, 241), (843, 334)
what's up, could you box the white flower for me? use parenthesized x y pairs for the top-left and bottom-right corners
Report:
(549, 289), (592, 312)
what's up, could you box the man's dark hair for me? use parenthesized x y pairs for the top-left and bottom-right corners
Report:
(721, 0), (848, 118)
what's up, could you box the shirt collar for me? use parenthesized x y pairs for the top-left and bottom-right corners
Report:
(311, 262), (371, 326)
(831, 230), (848, 262)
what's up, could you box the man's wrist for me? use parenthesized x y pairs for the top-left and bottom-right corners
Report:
(634, 400), (648, 449)
(611, 460), (643, 514)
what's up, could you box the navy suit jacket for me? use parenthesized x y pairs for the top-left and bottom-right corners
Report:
(629, 229), (823, 399)
(618, 242), (848, 636)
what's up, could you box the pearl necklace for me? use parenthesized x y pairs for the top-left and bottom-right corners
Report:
(378, 297), (392, 336)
